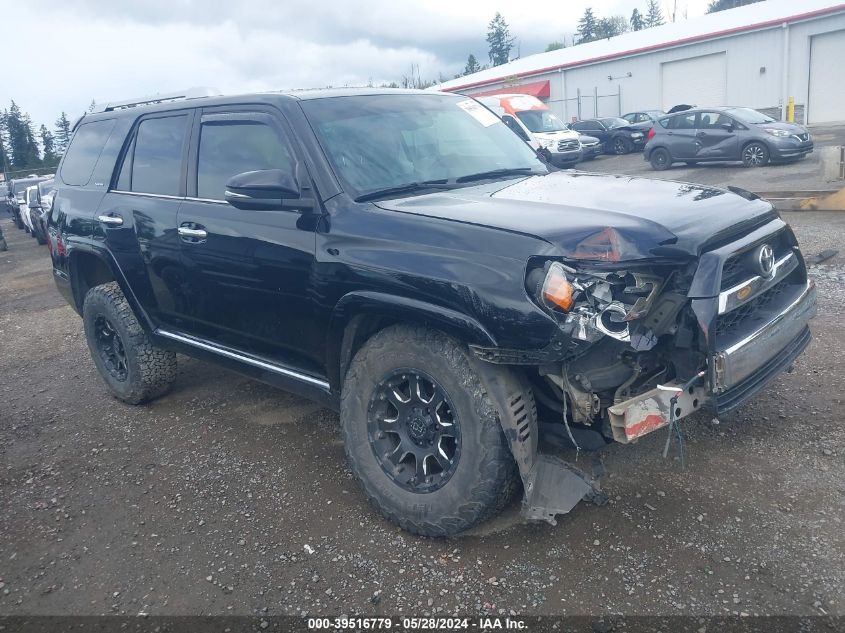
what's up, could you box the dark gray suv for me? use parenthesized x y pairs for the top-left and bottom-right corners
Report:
(643, 107), (813, 170)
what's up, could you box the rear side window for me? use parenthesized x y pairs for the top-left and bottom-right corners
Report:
(667, 113), (696, 130)
(197, 120), (293, 200)
(124, 115), (189, 196)
(60, 119), (117, 186)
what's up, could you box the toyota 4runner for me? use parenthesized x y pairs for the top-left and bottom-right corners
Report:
(47, 88), (816, 536)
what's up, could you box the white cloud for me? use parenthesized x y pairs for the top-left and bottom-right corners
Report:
(7, 0), (711, 132)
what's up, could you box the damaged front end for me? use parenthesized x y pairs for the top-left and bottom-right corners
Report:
(473, 220), (816, 525)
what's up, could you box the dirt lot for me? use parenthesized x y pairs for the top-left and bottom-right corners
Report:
(0, 209), (843, 620)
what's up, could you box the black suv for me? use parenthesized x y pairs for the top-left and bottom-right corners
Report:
(48, 89), (816, 536)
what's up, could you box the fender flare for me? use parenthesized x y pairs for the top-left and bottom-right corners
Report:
(67, 244), (156, 334)
(325, 290), (497, 391)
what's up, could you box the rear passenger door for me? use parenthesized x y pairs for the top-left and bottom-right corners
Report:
(176, 108), (321, 374)
(99, 111), (192, 329)
(663, 112), (698, 160)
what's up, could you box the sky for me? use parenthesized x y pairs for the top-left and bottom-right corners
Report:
(4, 0), (711, 135)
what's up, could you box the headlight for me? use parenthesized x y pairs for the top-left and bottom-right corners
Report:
(764, 128), (791, 137)
(528, 260), (664, 344)
(631, 133), (643, 138)
(538, 138), (555, 149)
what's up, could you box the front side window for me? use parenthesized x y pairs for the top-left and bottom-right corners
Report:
(60, 119), (116, 186)
(129, 115), (188, 196)
(600, 117), (629, 129)
(197, 119), (294, 200)
(301, 94), (543, 199)
(698, 112), (733, 129)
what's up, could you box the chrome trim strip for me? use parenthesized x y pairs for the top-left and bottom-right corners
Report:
(724, 279), (815, 356)
(225, 190), (250, 198)
(156, 329), (330, 390)
(185, 196), (229, 205)
(718, 252), (797, 314)
(110, 190), (185, 201)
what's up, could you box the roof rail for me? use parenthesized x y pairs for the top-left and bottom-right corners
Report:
(92, 87), (222, 113)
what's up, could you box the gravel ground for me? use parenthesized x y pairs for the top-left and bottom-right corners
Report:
(0, 210), (843, 619)
(583, 123), (845, 192)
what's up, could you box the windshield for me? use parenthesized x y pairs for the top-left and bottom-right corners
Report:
(601, 117), (629, 129)
(301, 94), (545, 199)
(514, 109), (568, 133)
(12, 179), (41, 194)
(725, 107), (775, 124)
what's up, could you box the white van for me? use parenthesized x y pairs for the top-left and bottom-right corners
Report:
(477, 94), (582, 168)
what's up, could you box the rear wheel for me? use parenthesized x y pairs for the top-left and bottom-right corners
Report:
(742, 142), (769, 167)
(341, 325), (518, 536)
(83, 282), (177, 404)
(650, 148), (671, 171)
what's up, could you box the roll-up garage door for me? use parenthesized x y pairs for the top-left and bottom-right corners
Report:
(808, 30), (845, 124)
(661, 53), (727, 111)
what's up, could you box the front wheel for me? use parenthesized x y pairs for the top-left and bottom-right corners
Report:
(83, 282), (177, 404)
(742, 142), (770, 167)
(613, 137), (632, 154)
(650, 148), (672, 171)
(341, 325), (518, 537)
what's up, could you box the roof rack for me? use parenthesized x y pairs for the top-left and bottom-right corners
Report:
(92, 87), (222, 113)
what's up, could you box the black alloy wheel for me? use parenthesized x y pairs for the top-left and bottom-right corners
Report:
(367, 370), (461, 493)
(613, 137), (631, 154)
(93, 314), (129, 382)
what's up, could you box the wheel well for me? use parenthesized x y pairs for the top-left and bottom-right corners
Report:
(337, 314), (396, 387)
(70, 252), (115, 312)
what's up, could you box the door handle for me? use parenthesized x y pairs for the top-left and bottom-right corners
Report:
(695, 132), (706, 138)
(98, 214), (123, 226)
(178, 227), (208, 239)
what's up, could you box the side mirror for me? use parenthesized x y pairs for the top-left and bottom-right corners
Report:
(720, 123), (734, 132)
(28, 199), (41, 209)
(224, 169), (300, 211)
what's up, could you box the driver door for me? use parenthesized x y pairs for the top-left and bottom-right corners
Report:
(694, 111), (739, 160)
(176, 108), (322, 374)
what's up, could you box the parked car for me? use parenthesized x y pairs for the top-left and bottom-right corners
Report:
(478, 95), (582, 168)
(49, 88), (816, 536)
(577, 134), (603, 161)
(0, 222), (7, 251)
(0, 183), (12, 216)
(28, 179), (54, 245)
(571, 117), (647, 154)
(23, 185), (41, 234)
(622, 110), (665, 130)
(7, 177), (43, 230)
(643, 107), (813, 170)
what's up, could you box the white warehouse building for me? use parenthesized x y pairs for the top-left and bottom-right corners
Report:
(435, 0), (845, 125)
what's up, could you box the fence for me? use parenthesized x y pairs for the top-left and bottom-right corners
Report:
(1, 166), (59, 183)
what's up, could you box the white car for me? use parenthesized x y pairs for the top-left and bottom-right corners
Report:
(22, 185), (40, 233)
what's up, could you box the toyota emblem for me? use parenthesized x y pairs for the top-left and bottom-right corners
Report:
(755, 244), (775, 277)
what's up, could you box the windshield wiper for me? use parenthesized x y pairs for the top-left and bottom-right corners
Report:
(454, 167), (539, 183)
(354, 180), (455, 203)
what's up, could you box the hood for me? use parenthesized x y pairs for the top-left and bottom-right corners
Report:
(374, 171), (776, 260)
(533, 129), (579, 142)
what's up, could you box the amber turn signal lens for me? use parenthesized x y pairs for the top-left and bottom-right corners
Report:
(542, 263), (575, 312)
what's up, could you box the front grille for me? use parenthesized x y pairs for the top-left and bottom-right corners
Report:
(719, 230), (793, 290)
(714, 282), (788, 337)
(558, 139), (579, 152)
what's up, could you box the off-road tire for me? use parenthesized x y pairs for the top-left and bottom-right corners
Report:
(0, 237), (7, 251)
(650, 148), (671, 171)
(341, 325), (518, 536)
(82, 282), (176, 405)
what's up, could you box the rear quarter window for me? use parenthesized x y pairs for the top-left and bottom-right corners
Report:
(60, 119), (117, 186)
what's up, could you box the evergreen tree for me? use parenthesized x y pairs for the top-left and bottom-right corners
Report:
(40, 124), (58, 166)
(576, 8), (599, 44)
(486, 13), (515, 66)
(464, 54), (481, 76)
(54, 112), (72, 155)
(545, 41), (565, 52)
(630, 8), (645, 31)
(645, 0), (665, 27)
(596, 16), (628, 39)
(87, 99), (97, 113)
(707, 0), (763, 12)
(6, 102), (41, 169)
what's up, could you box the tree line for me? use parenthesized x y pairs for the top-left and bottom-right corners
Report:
(1, 101), (73, 175)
